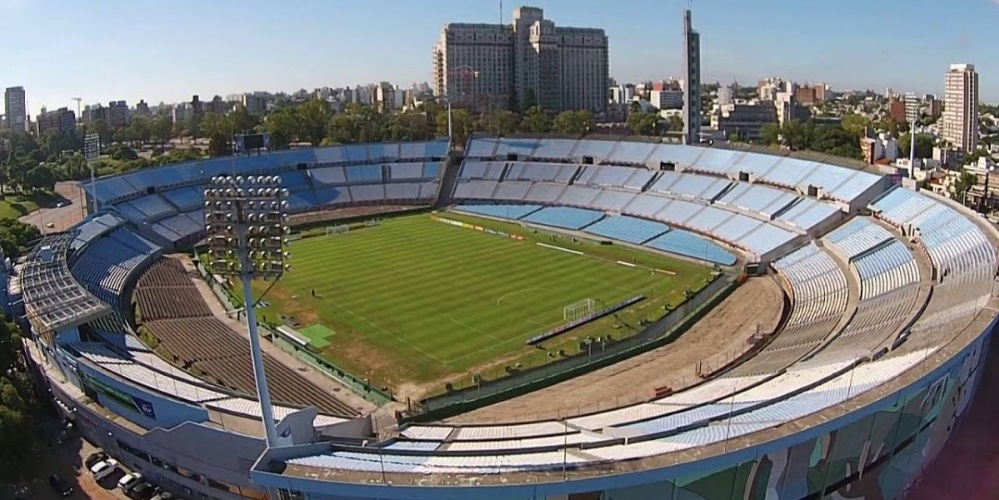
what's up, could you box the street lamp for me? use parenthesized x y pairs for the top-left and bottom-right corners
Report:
(203, 174), (291, 446)
(83, 134), (101, 213)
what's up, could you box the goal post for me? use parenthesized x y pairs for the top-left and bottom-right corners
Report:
(564, 298), (595, 322)
(326, 224), (349, 236)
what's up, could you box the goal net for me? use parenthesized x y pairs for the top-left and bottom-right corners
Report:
(326, 224), (349, 236)
(564, 298), (595, 322)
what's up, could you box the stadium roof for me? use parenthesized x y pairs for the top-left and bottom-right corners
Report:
(21, 233), (111, 333)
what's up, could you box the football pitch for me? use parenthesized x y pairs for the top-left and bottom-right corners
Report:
(251, 212), (714, 389)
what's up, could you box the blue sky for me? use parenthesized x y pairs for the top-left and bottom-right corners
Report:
(5, 0), (998, 115)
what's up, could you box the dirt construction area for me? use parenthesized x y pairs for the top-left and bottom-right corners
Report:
(447, 276), (785, 424)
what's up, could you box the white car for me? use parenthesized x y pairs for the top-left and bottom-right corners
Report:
(90, 458), (119, 480)
(118, 471), (143, 491)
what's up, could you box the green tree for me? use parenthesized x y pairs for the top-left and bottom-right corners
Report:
(522, 89), (537, 112)
(626, 112), (660, 136)
(296, 99), (333, 146)
(24, 164), (56, 192)
(86, 118), (113, 146)
(521, 106), (553, 133)
(262, 108), (298, 150)
(129, 117), (152, 145)
(436, 108), (473, 145)
(201, 113), (233, 157)
(667, 115), (684, 132)
(898, 133), (936, 159)
(388, 110), (432, 141)
(228, 103), (259, 135)
(479, 110), (520, 136)
(552, 110), (595, 135)
(841, 113), (872, 137)
(728, 132), (743, 143)
(150, 115), (173, 144)
(759, 122), (781, 145)
(0, 319), (36, 482)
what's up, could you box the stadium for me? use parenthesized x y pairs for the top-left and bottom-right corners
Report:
(17, 135), (998, 500)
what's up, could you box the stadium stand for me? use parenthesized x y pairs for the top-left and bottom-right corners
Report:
(584, 216), (669, 245)
(644, 230), (737, 265)
(522, 206), (604, 230)
(135, 259), (358, 417)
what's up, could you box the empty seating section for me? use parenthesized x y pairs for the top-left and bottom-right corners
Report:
(286, 190), (320, 212)
(622, 194), (671, 219)
(758, 159), (818, 189)
(645, 230), (737, 265)
(685, 206), (735, 233)
(151, 212), (203, 243)
(456, 204), (541, 220)
(135, 259), (357, 417)
(522, 207), (603, 230)
(874, 187), (997, 285)
(70, 228), (161, 307)
(71, 213), (126, 253)
(776, 198), (841, 232)
(652, 199), (704, 226)
(453, 180), (498, 200)
(384, 183), (422, 200)
(524, 183), (566, 203)
(118, 194), (176, 223)
(349, 184), (385, 203)
(584, 216), (669, 245)
(824, 217), (893, 260)
(718, 184), (798, 217)
(310, 166), (348, 185)
(589, 189), (636, 212)
(689, 149), (742, 174)
(277, 169), (312, 191)
(465, 138), (501, 158)
(509, 163), (577, 182)
(735, 224), (797, 258)
(649, 171), (730, 200)
(577, 165), (634, 187)
(606, 142), (656, 165)
(345, 165), (383, 183)
(729, 243), (848, 373)
(160, 187), (203, 212)
(853, 241), (919, 300)
(557, 185), (603, 207)
(531, 139), (577, 160)
(494, 138), (540, 158)
(389, 163), (425, 180)
(492, 180), (533, 201)
(815, 287), (920, 361)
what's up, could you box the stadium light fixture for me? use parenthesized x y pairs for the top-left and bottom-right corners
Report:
(204, 174), (291, 446)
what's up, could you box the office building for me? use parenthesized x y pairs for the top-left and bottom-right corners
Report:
(650, 89), (683, 110)
(924, 94), (942, 118)
(432, 6), (609, 114)
(4, 86), (26, 133)
(942, 64), (979, 153)
(682, 9), (701, 144)
(135, 100), (151, 118)
(241, 93), (268, 114)
(36, 107), (77, 136)
(710, 101), (777, 140)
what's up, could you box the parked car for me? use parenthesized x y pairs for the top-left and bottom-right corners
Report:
(118, 472), (143, 491)
(150, 488), (175, 500)
(128, 481), (157, 500)
(89, 458), (119, 480)
(48, 474), (73, 497)
(84, 451), (108, 469)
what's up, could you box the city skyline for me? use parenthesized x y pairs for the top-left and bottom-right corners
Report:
(5, 0), (999, 115)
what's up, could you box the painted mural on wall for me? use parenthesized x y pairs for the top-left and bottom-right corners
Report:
(580, 336), (986, 500)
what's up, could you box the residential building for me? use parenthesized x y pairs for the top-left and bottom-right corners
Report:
(775, 91), (810, 125)
(135, 100), (151, 118)
(4, 86), (26, 133)
(860, 132), (900, 165)
(682, 9), (701, 144)
(82, 104), (106, 124)
(36, 107), (76, 136)
(710, 101), (777, 140)
(172, 103), (190, 124)
(924, 94), (942, 118)
(794, 84), (826, 106)
(717, 86), (734, 106)
(888, 99), (908, 124)
(191, 95), (204, 119)
(107, 100), (129, 128)
(757, 78), (788, 101)
(942, 63), (979, 153)
(432, 6), (609, 114)
(207, 95), (227, 114)
(241, 93), (268, 114)
(375, 83), (404, 113)
(650, 89), (683, 110)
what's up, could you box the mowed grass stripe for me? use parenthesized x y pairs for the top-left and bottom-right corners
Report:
(261, 215), (710, 384)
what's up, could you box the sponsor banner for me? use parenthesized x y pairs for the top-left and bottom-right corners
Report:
(432, 215), (525, 242)
(80, 370), (157, 420)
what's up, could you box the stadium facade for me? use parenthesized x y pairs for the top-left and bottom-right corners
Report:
(18, 136), (998, 500)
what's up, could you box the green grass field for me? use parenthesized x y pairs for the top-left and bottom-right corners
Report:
(249, 212), (714, 391)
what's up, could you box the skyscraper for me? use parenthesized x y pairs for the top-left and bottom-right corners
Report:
(433, 6), (609, 114)
(682, 10), (701, 145)
(4, 86), (26, 134)
(942, 64), (979, 154)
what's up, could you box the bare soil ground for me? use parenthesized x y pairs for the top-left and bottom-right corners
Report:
(448, 276), (785, 424)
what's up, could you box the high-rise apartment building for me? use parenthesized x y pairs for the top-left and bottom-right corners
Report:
(36, 107), (77, 136)
(107, 100), (129, 128)
(4, 86), (27, 134)
(682, 9), (701, 144)
(432, 6), (609, 114)
(942, 64), (979, 153)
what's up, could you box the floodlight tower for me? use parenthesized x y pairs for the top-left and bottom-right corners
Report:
(204, 175), (291, 445)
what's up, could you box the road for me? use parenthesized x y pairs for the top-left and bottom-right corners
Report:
(19, 181), (87, 234)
